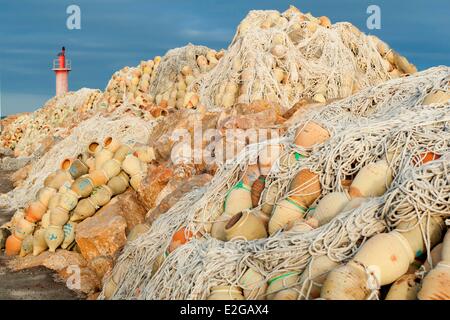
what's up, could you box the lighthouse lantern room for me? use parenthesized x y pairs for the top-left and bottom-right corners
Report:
(52, 47), (71, 96)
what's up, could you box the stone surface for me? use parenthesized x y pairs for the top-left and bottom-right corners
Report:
(58, 265), (101, 295)
(95, 188), (147, 233)
(87, 255), (114, 279)
(146, 173), (212, 223)
(75, 208), (127, 262)
(137, 164), (174, 211)
(8, 249), (87, 272)
(6, 250), (99, 296)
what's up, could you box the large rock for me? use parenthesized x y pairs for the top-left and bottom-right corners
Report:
(95, 189), (147, 233)
(8, 250), (100, 295)
(136, 164), (174, 211)
(8, 250), (87, 272)
(75, 209), (127, 262)
(146, 173), (212, 223)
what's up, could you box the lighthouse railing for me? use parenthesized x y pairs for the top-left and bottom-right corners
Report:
(52, 59), (71, 70)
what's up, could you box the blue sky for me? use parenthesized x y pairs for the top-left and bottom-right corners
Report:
(0, 0), (449, 116)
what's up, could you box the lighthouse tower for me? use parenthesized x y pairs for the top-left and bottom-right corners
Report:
(52, 47), (71, 96)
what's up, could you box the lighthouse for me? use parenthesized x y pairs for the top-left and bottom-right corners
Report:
(52, 47), (71, 96)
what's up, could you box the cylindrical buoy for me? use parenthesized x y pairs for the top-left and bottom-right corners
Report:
(114, 144), (133, 162)
(289, 169), (321, 207)
(224, 181), (253, 217)
(122, 154), (143, 177)
(32, 228), (48, 256)
(89, 185), (113, 207)
(60, 158), (73, 171)
(134, 146), (156, 163)
(103, 137), (122, 153)
(207, 286), (245, 300)
(130, 172), (144, 191)
(71, 175), (95, 198)
(422, 90), (450, 105)
(14, 217), (35, 240)
(107, 171), (129, 195)
(102, 159), (122, 179)
(88, 169), (109, 187)
(269, 198), (306, 235)
(312, 192), (350, 226)
(224, 211), (268, 241)
(44, 170), (73, 190)
(251, 176), (266, 207)
(417, 262), (450, 300)
(385, 274), (419, 300)
(353, 231), (414, 286)
(71, 198), (97, 222)
(68, 159), (89, 179)
(260, 182), (279, 215)
(299, 255), (340, 299)
(61, 222), (77, 249)
(5, 234), (22, 256)
(266, 272), (300, 300)
(45, 225), (65, 252)
(87, 141), (101, 156)
(239, 268), (267, 300)
(49, 206), (70, 226)
(19, 235), (33, 257)
(294, 122), (330, 148)
(396, 217), (444, 259)
(25, 200), (47, 223)
(95, 149), (114, 170)
(349, 160), (393, 198)
(58, 189), (80, 211)
(36, 187), (57, 208)
(321, 261), (369, 300)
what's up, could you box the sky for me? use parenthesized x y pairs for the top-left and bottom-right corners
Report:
(0, 0), (449, 116)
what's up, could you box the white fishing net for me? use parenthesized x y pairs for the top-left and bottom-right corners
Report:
(100, 66), (450, 300)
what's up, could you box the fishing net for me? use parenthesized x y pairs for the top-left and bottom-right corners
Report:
(0, 88), (102, 157)
(197, 7), (413, 113)
(100, 66), (450, 300)
(0, 105), (156, 210)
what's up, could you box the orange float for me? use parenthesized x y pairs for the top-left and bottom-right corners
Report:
(5, 234), (22, 256)
(168, 227), (194, 252)
(412, 152), (440, 166)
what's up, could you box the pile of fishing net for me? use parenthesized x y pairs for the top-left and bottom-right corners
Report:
(0, 89), (102, 157)
(100, 66), (450, 300)
(0, 106), (154, 210)
(100, 44), (224, 115)
(196, 6), (415, 112)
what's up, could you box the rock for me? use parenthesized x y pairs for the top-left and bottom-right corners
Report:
(146, 174), (213, 223)
(136, 164), (173, 210)
(95, 189), (147, 233)
(8, 248), (102, 296)
(8, 249), (101, 295)
(8, 250), (87, 272)
(75, 209), (127, 262)
(149, 110), (219, 161)
(58, 265), (101, 295)
(87, 292), (100, 300)
(87, 255), (114, 279)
